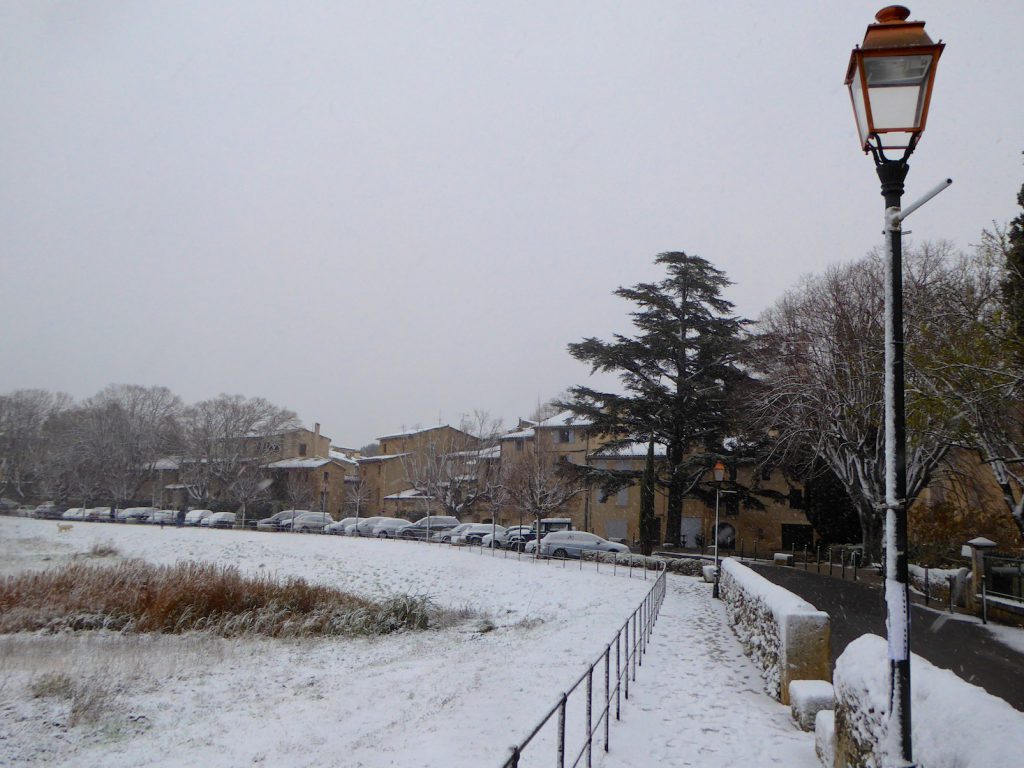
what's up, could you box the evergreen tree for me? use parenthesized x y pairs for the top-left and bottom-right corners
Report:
(1002, 177), (1024, 347)
(638, 440), (657, 556)
(564, 252), (746, 546)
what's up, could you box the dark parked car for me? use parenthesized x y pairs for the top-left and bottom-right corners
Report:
(398, 516), (460, 540)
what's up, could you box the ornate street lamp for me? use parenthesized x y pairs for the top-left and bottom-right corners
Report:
(711, 460), (725, 599)
(845, 7), (944, 766)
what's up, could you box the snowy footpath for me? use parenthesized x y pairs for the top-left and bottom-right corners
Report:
(595, 577), (818, 768)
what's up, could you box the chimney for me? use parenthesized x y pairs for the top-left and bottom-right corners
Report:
(314, 423), (321, 457)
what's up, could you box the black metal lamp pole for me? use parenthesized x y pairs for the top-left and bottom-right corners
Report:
(845, 9), (944, 764)
(877, 154), (914, 764)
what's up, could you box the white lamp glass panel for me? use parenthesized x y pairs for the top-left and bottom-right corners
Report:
(863, 54), (932, 130)
(850, 67), (870, 147)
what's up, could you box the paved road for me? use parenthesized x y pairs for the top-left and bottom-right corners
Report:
(750, 563), (1024, 711)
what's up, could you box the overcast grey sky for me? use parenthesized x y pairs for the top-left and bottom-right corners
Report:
(2, 1), (1022, 447)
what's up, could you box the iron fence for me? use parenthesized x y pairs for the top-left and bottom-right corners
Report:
(983, 554), (1024, 604)
(499, 560), (667, 768)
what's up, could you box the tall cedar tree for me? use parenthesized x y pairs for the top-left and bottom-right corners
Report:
(565, 252), (746, 546)
(1003, 178), (1024, 349)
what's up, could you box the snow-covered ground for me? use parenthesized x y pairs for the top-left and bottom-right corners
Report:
(0, 518), (816, 767)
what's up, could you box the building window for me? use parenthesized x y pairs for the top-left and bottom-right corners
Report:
(299, 443), (307, 457)
(616, 487), (628, 507)
(515, 440), (524, 452)
(558, 429), (572, 444)
(788, 488), (804, 509)
(761, 466), (773, 481)
(323, 471), (329, 483)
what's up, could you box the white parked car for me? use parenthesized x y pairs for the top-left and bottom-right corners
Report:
(430, 522), (476, 544)
(61, 507), (88, 520)
(538, 531), (630, 559)
(372, 518), (412, 538)
(184, 509), (214, 526)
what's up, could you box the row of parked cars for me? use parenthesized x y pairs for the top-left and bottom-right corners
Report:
(11, 501), (633, 559)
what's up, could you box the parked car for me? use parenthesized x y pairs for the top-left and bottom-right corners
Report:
(118, 506), (159, 523)
(430, 522), (477, 544)
(353, 516), (387, 537)
(508, 518), (574, 549)
(257, 510), (308, 531)
(538, 531), (629, 559)
(147, 509), (179, 525)
(482, 525), (531, 549)
(399, 516), (460, 540)
(61, 507), (88, 520)
(33, 502), (62, 519)
(324, 517), (357, 535)
(204, 511), (236, 528)
(373, 518), (413, 538)
(286, 512), (333, 533)
(455, 523), (506, 545)
(87, 507), (113, 521)
(184, 509), (213, 525)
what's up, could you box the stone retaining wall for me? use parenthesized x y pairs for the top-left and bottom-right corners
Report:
(719, 558), (830, 704)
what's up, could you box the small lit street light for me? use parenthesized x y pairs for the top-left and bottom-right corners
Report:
(845, 7), (945, 766)
(711, 460), (726, 599)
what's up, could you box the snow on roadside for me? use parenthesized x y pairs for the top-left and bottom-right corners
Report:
(0, 518), (651, 767)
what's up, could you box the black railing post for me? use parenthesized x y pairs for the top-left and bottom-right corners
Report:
(624, 622), (629, 700)
(616, 632), (622, 715)
(924, 566), (930, 607)
(948, 574), (955, 613)
(557, 693), (567, 768)
(586, 666), (593, 768)
(604, 646), (611, 751)
(981, 574), (988, 625)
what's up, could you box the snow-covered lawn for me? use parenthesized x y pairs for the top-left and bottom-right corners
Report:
(0, 518), (817, 767)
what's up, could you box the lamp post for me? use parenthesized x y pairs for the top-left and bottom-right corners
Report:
(845, 7), (944, 765)
(711, 460), (725, 598)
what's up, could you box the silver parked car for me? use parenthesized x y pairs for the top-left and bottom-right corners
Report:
(399, 516), (460, 540)
(324, 517), (357, 535)
(184, 509), (214, 526)
(285, 512), (333, 533)
(203, 511), (236, 529)
(372, 518), (413, 538)
(257, 510), (308, 531)
(538, 531), (630, 559)
(353, 516), (387, 537)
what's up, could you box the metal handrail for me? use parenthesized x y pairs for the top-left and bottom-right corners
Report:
(501, 558), (668, 768)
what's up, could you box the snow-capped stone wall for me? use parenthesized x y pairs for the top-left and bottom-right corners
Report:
(832, 634), (1024, 768)
(719, 558), (830, 703)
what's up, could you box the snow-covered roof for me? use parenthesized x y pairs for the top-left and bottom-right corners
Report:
(264, 457), (332, 470)
(328, 450), (358, 465)
(533, 410), (592, 429)
(502, 428), (535, 440)
(357, 453), (409, 464)
(590, 441), (668, 460)
(377, 425), (454, 441)
(447, 445), (501, 460)
(384, 488), (433, 500)
(150, 457), (181, 471)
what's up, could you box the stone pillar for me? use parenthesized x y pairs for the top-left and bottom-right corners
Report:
(962, 536), (997, 613)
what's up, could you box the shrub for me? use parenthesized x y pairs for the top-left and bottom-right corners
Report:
(0, 560), (446, 638)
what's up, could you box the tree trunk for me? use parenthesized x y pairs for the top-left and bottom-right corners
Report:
(664, 447), (685, 547)
(858, 504), (884, 564)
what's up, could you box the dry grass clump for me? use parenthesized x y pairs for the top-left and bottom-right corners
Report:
(0, 560), (441, 638)
(29, 671), (116, 725)
(84, 540), (120, 558)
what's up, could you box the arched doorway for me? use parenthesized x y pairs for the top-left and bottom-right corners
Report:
(716, 522), (736, 550)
